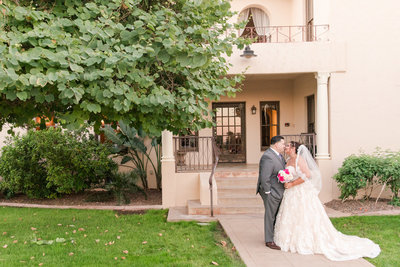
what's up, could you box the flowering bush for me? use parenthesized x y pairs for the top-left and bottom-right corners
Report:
(277, 169), (294, 183)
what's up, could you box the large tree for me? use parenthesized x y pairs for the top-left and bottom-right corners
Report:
(0, 0), (244, 135)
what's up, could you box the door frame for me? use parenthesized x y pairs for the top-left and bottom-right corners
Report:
(212, 102), (246, 163)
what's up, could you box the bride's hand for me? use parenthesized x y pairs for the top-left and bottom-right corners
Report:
(284, 182), (293, 189)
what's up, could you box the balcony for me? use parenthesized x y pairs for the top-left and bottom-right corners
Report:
(226, 24), (346, 75)
(236, 25), (329, 43)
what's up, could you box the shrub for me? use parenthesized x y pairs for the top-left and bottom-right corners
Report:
(333, 154), (380, 201)
(106, 170), (146, 205)
(102, 121), (161, 190)
(334, 150), (400, 205)
(375, 151), (400, 206)
(0, 128), (117, 198)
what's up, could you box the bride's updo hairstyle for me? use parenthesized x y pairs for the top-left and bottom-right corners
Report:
(290, 141), (301, 154)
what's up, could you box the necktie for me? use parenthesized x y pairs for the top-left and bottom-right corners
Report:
(279, 154), (285, 164)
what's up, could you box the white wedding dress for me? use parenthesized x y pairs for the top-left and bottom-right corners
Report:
(274, 165), (381, 261)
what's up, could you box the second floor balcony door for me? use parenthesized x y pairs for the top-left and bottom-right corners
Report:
(213, 102), (246, 163)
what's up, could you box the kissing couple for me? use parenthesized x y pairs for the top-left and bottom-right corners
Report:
(256, 135), (380, 261)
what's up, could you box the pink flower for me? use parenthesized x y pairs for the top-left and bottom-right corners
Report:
(284, 169), (290, 175)
(278, 175), (285, 182)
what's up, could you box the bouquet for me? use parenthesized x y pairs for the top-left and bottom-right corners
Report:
(277, 168), (294, 183)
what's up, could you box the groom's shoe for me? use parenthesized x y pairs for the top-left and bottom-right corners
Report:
(266, 242), (281, 250)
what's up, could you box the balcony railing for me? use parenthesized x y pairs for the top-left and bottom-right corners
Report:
(281, 133), (316, 158)
(173, 136), (217, 172)
(234, 24), (329, 43)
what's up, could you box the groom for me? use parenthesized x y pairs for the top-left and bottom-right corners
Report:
(256, 135), (286, 250)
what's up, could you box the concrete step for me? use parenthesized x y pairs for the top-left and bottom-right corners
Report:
(188, 200), (264, 215)
(218, 195), (263, 205)
(218, 186), (256, 196)
(215, 177), (258, 187)
(214, 171), (258, 178)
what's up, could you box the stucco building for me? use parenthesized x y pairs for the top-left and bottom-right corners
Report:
(161, 0), (400, 214)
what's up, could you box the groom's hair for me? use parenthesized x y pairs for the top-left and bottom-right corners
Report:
(270, 135), (284, 145)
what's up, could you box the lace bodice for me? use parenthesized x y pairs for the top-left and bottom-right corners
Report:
(286, 165), (297, 177)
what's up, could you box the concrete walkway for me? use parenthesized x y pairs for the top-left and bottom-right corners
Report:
(217, 212), (374, 267)
(168, 206), (400, 266)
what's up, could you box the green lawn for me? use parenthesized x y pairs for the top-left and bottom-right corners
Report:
(0, 208), (244, 266)
(331, 215), (400, 267)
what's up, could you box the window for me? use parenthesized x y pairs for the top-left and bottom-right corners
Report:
(238, 7), (270, 42)
(307, 95), (315, 133)
(260, 102), (280, 150)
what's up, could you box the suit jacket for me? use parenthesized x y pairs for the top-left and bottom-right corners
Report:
(256, 148), (286, 199)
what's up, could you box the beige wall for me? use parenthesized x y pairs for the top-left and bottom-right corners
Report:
(217, 77), (303, 164)
(227, 42), (346, 75)
(230, 0), (303, 26)
(0, 125), (27, 153)
(327, 0), (400, 199)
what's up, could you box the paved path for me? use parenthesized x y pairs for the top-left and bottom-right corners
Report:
(217, 212), (375, 267)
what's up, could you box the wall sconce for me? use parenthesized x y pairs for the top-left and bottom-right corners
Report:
(251, 105), (257, 115)
(240, 45), (257, 58)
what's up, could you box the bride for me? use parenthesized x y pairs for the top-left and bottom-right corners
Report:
(274, 141), (381, 261)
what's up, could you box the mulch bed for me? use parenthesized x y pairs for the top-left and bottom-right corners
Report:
(0, 189), (162, 206)
(325, 198), (400, 214)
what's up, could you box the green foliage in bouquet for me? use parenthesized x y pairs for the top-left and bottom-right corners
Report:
(0, 128), (117, 198)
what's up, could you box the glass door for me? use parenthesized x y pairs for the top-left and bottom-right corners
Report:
(212, 102), (246, 163)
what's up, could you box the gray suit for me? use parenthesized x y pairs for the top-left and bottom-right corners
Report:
(256, 148), (285, 243)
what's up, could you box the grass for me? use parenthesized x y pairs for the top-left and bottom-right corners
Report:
(331, 215), (400, 267)
(0, 207), (244, 266)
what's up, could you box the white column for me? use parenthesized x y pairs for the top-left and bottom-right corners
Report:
(161, 130), (176, 208)
(315, 72), (330, 159)
(161, 130), (174, 161)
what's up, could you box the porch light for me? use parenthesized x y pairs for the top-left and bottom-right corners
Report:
(240, 45), (257, 58)
(251, 105), (257, 115)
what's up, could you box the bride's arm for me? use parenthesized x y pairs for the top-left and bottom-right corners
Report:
(284, 177), (304, 189)
(284, 157), (310, 189)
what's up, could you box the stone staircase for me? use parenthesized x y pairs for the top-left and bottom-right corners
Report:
(188, 166), (264, 215)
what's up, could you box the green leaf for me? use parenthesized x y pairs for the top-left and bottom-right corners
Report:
(14, 6), (28, 21)
(16, 92), (28, 100)
(45, 94), (55, 102)
(70, 63), (84, 73)
(121, 156), (133, 164)
(5, 68), (18, 81)
(86, 103), (101, 113)
(176, 53), (191, 67)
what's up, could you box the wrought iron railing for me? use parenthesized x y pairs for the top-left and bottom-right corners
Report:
(281, 133), (316, 158)
(233, 24), (329, 43)
(173, 136), (217, 172)
(173, 136), (220, 216)
(209, 139), (220, 217)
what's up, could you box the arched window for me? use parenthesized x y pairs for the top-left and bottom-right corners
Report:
(238, 7), (270, 42)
